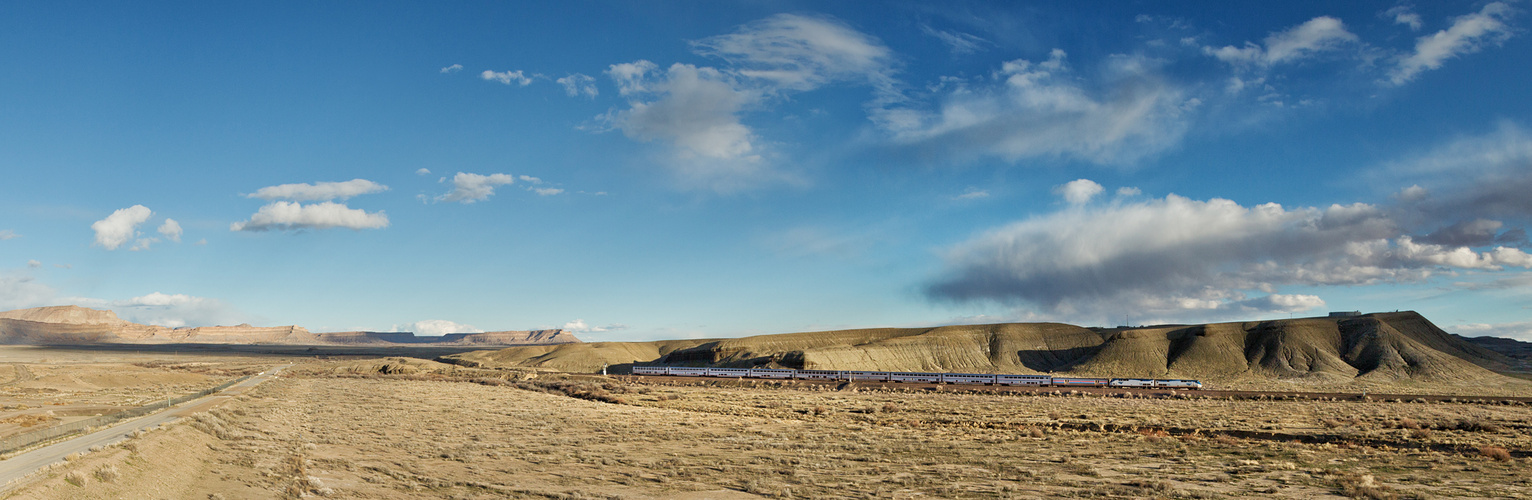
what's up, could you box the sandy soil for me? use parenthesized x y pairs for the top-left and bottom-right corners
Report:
(8, 360), (1530, 499)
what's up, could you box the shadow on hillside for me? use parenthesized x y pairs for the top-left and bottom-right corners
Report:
(1016, 346), (1099, 373)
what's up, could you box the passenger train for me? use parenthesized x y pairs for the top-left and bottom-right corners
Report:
(630, 366), (1203, 389)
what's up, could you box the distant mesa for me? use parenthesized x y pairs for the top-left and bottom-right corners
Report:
(440, 311), (1530, 392)
(0, 305), (580, 346)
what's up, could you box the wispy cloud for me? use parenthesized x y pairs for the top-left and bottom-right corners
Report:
(1389, 2), (1517, 85)
(876, 50), (1193, 166)
(690, 13), (896, 94)
(1204, 16), (1360, 67)
(954, 188), (990, 200)
(110, 291), (247, 328)
(440, 63), (463, 74)
(921, 25), (989, 54)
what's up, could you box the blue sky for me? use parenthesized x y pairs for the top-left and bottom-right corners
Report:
(3, 1), (1531, 340)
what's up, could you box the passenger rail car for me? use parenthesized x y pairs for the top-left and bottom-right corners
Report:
(629, 366), (1202, 389)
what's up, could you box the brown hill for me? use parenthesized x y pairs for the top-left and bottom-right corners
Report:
(0, 305), (131, 326)
(0, 306), (579, 347)
(441, 311), (1527, 393)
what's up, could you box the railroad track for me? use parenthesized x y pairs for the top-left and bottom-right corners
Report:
(623, 374), (1532, 405)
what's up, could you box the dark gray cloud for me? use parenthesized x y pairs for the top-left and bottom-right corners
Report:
(926, 184), (1532, 325)
(1417, 219), (1505, 247)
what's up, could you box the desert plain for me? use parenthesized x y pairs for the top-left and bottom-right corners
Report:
(0, 347), (1527, 499)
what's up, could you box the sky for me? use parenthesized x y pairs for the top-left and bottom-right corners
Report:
(2, 1), (1531, 341)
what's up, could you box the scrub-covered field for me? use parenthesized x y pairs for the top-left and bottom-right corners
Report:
(10, 358), (1530, 499)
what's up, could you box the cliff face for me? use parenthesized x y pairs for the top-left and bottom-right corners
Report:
(0, 306), (579, 346)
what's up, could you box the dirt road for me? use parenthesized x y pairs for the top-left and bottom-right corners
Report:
(0, 365), (287, 490)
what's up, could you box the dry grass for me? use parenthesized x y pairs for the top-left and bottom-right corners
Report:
(1480, 445), (1512, 462)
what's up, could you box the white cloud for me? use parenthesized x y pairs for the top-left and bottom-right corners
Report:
(1204, 16), (1360, 67)
(481, 69), (533, 86)
(158, 219), (182, 243)
(230, 201), (389, 231)
(110, 292), (246, 328)
(440, 64), (463, 74)
(0, 230), (17, 240)
(1384, 6), (1424, 31)
(921, 25), (989, 54)
(438, 172), (515, 203)
(877, 51), (1192, 166)
(556, 73), (598, 97)
(1055, 179), (1104, 205)
(415, 168), (431, 176)
(25, 260), (40, 268)
(91, 205), (153, 251)
(247, 179), (388, 202)
(518, 175), (542, 183)
(396, 320), (484, 336)
(926, 191), (1532, 325)
(561, 319), (627, 333)
(532, 187), (564, 196)
(1389, 2), (1516, 85)
(1116, 187), (1142, 197)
